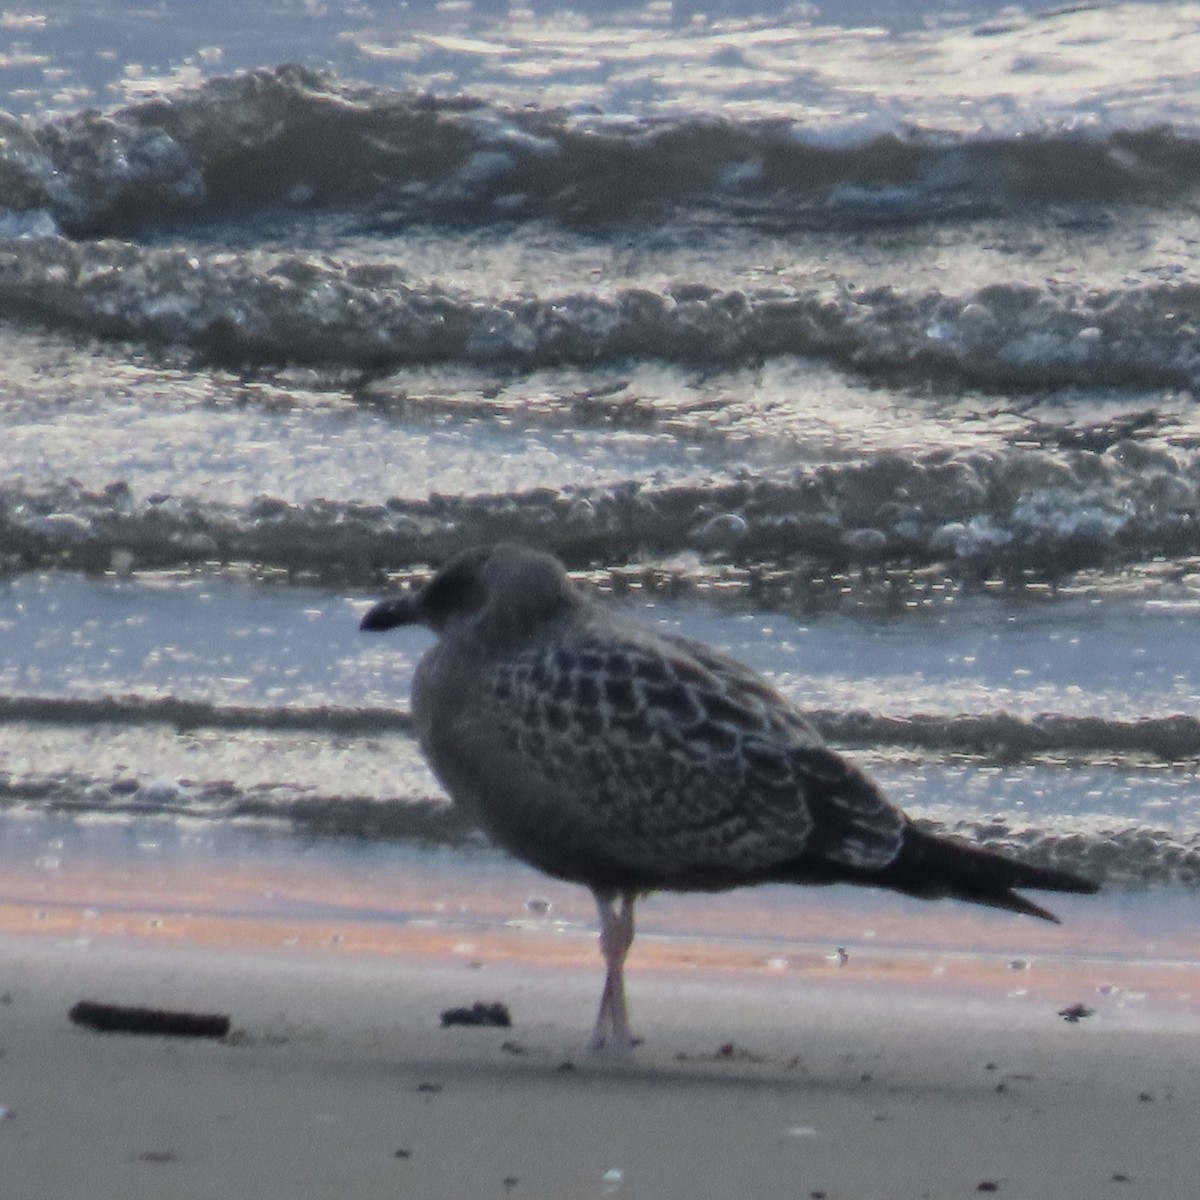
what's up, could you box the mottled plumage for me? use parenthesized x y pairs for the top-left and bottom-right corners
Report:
(362, 543), (1098, 1049)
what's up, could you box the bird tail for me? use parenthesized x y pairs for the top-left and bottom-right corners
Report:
(782, 826), (1099, 922)
(874, 826), (1099, 923)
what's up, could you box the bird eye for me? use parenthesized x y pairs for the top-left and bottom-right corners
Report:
(425, 566), (485, 617)
(418, 553), (493, 627)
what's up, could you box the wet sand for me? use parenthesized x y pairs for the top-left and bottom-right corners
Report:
(0, 837), (1197, 1199)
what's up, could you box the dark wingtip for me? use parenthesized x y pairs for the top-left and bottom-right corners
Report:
(1002, 892), (1062, 923)
(360, 595), (416, 632)
(855, 827), (1099, 923)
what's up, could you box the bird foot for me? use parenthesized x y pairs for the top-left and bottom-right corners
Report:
(587, 1025), (639, 1054)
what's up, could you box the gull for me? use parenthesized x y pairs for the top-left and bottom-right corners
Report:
(361, 543), (1098, 1050)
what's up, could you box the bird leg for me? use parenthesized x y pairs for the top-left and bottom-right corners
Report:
(588, 889), (637, 1052)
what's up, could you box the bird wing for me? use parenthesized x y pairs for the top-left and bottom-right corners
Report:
(477, 623), (905, 880)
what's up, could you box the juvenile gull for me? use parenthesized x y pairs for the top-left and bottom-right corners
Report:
(361, 544), (1098, 1050)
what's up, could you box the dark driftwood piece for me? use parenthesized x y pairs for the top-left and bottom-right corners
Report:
(68, 1000), (231, 1038)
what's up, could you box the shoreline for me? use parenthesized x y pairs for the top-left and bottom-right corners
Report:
(0, 828), (1197, 1197)
(0, 818), (1196, 1014)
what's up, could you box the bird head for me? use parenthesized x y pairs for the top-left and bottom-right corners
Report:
(360, 543), (582, 641)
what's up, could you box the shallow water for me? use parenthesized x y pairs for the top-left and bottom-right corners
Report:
(4, 570), (1200, 722)
(1, 571), (1198, 885)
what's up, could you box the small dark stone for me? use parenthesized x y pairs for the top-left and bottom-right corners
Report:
(394, 1149), (412, 1160)
(1137, 1091), (1155, 1102)
(1112, 1173), (1130, 1183)
(416, 1081), (442, 1094)
(138, 1151), (177, 1164)
(557, 1060), (577, 1072)
(1057, 1003), (1095, 1024)
(440, 1001), (512, 1028)
(977, 1183), (1000, 1193)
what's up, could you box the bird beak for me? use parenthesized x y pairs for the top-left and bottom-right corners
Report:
(359, 594), (418, 632)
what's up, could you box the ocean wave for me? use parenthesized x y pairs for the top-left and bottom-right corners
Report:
(2, 233), (1200, 390)
(3, 433), (1199, 577)
(4, 694), (1199, 761)
(3, 67), (1200, 236)
(4, 695), (1197, 885)
(0, 770), (472, 843)
(1, 758), (1194, 888)
(0, 695), (411, 734)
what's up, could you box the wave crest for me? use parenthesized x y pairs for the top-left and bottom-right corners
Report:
(4, 68), (1200, 236)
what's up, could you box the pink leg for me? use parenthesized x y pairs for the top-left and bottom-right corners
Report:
(588, 890), (637, 1052)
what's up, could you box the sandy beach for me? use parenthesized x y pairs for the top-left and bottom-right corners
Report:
(0, 834), (1197, 1200)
